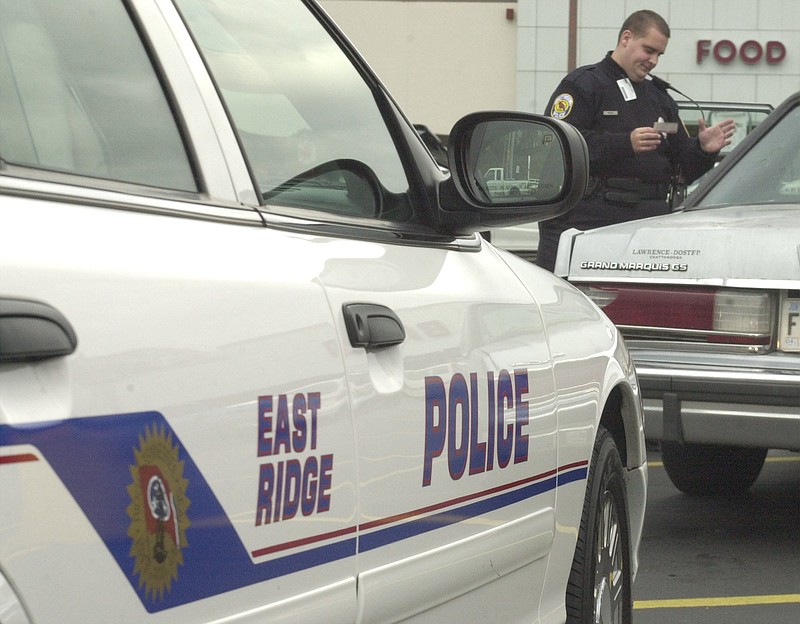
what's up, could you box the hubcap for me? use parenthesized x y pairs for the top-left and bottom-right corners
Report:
(593, 489), (624, 623)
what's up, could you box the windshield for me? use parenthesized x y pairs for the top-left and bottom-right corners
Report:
(174, 0), (412, 220)
(694, 103), (800, 209)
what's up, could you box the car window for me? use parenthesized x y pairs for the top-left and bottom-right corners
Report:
(174, 0), (413, 221)
(677, 105), (772, 158)
(696, 104), (800, 208)
(0, 0), (197, 191)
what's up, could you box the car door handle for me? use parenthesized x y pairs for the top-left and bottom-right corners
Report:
(342, 303), (405, 349)
(0, 297), (78, 362)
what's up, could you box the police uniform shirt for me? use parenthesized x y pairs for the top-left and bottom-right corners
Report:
(546, 52), (716, 187)
(535, 52), (718, 271)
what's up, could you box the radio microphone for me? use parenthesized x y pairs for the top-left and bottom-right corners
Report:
(648, 75), (706, 124)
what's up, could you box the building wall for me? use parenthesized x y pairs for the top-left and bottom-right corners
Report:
(518, 0), (800, 115)
(320, 1), (518, 135)
(321, 0), (799, 136)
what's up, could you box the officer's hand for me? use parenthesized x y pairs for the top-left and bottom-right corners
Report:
(630, 127), (662, 153)
(698, 117), (736, 154)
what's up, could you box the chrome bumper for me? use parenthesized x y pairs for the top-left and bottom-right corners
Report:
(631, 351), (800, 450)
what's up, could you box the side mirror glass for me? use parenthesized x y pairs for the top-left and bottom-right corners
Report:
(468, 120), (566, 204)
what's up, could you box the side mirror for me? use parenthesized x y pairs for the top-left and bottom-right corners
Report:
(437, 112), (588, 234)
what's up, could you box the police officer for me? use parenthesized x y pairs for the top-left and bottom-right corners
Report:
(537, 10), (736, 272)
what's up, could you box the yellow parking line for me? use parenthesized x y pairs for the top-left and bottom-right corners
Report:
(635, 594), (800, 609)
(765, 455), (800, 463)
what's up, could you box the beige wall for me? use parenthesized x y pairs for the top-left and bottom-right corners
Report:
(320, 1), (518, 136)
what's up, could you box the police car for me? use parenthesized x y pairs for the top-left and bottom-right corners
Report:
(0, 1), (646, 622)
(557, 91), (800, 496)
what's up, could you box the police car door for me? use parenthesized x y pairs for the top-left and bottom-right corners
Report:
(0, 0), (358, 621)
(319, 238), (559, 622)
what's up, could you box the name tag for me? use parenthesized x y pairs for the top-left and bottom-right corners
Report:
(603, 110), (619, 116)
(617, 78), (636, 101)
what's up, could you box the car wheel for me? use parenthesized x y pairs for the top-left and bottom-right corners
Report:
(566, 425), (632, 624)
(661, 442), (767, 496)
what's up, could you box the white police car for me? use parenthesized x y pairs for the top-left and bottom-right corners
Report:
(0, 1), (646, 622)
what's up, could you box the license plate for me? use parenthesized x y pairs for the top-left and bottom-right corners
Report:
(779, 298), (800, 352)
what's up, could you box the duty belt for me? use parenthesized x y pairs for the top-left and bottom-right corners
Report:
(598, 177), (670, 205)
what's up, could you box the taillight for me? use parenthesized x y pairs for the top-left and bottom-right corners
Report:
(577, 284), (774, 346)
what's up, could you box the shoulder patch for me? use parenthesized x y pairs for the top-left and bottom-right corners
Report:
(551, 93), (574, 120)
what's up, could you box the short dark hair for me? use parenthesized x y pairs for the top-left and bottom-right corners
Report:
(618, 10), (670, 42)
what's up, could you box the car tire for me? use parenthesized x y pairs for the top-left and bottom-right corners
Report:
(566, 425), (632, 624)
(661, 442), (767, 496)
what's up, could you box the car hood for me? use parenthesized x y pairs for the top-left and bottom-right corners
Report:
(563, 204), (800, 285)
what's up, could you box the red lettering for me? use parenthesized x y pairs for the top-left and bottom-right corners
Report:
(767, 41), (786, 64)
(740, 40), (763, 65)
(696, 39), (711, 64)
(713, 40), (737, 63)
(698, 39), (786, 65)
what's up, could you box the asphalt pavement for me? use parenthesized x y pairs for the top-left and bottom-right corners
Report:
(633, 448), (800, 623)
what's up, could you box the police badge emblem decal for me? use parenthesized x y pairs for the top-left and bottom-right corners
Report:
(551, 93), (574, 119)
(127, 423), (191, 601)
